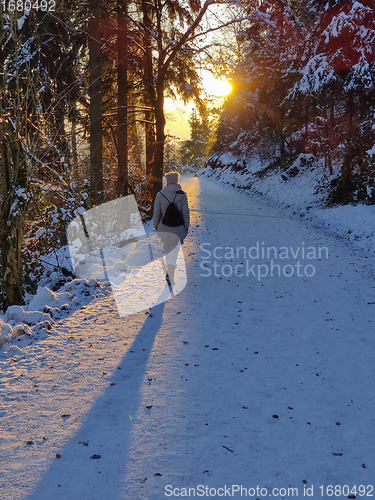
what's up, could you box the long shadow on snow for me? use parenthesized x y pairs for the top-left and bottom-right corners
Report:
(28, 300), (166, 500)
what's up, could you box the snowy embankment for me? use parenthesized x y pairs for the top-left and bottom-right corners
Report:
(0, 245), (107, 351)
(0, 276), (105, 351)
(200, 152), (375, 255)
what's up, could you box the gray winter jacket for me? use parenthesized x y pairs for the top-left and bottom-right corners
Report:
(153, 183), (190, 230)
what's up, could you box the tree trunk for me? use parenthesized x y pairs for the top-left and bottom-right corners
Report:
(117, 0), (128, 197)
(153, 78), (165, 203)
(71, 110), (78, 174)
(327, 96), (334, 174)
(322, 91), (333, 174)
(343, 89), (354, 188)
(145, 108), (156, 201)
(0, 121), (28, 308)
(54, 78), (68, 172)
(0, 9), (28, 308)
(278, 110), (286, 163)
(88, 6), (103, 205)
(142, 0), (156, 205)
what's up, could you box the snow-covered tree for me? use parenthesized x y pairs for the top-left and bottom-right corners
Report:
(293, 0), (375, 195)
(212, 0), (375, 202)
(214, 0), (302, 161)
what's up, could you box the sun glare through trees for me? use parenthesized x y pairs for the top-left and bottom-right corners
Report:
(202, 72), (233, 98)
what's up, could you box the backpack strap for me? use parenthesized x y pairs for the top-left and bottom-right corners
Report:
(160, 192), (177, 204)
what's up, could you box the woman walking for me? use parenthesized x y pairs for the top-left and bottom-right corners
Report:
(153, 172), (190, 284)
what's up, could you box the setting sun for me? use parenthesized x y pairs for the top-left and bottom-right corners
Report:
(212, 78), (232, 97)
(200, 70), (232, 98)
(210, 77), (232, 97)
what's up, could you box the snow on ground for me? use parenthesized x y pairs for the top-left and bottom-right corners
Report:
(1, 175), (375, 499)
(0, 276), (105, 352)
(201, 153), (375, 255)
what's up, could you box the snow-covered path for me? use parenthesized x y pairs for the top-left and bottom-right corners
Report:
(1, 176), (375, 500)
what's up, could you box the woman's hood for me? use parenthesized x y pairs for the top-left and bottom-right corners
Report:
(164, 183), (182, 193)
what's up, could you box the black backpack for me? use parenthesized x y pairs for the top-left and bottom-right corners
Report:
(161, 192), (184, 227)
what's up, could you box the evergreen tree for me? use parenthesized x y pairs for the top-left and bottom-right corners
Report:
(180, 110), (211, 170)
(293, 0), (375, 194)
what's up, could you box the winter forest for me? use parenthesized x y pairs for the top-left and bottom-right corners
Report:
(2, 0), (375, 496)
(0, 0), (375, 309)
